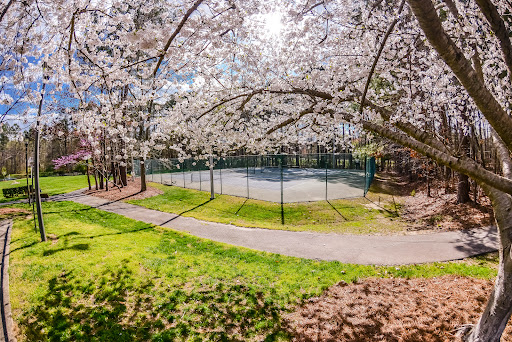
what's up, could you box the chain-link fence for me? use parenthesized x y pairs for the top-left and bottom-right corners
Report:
(134, 154), (376, 203)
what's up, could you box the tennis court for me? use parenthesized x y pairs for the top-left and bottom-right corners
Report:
(137, 154), (375, 203)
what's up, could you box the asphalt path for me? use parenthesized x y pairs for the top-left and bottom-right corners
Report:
(51, 190), (499, 265)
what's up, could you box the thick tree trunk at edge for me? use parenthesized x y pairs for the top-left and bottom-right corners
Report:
(464, 187), (512, 341)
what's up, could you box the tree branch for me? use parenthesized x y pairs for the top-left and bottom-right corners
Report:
(152, 0), (204, 77)
(362, 120), (512, 194)
(0, 0), (13, 24)
(475, 0), (512, 78)
(407, 0), (512, 151)
(360, 0), (406, 113)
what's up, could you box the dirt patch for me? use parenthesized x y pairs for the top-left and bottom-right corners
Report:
(284, 276), (512, 341)
(84, 178), (162, 201)
(0, 207), (30, 219)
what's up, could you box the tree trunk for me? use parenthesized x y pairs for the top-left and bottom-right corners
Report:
(140, 158), (147, 192)
(99, 169), (104, 189)
(34, 79), (46, 242)
(464, 188), (512, 341)
(444, 166), (451, 193)
(457, 172), (471, 204)
(111, 162), (117, 185)
(86, 159), (91, 190)
(94, 169), (98, 190)
(119, 163), (127, 186)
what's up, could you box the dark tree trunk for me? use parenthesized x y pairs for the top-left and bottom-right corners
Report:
(86, 159), (91, 190)
(464, 187), (512, 341)
(119, 163), (127, 186)
(457, 173), (471, 204)
(98, 169), (104, 190)
(140, 158), (147, 192)
(111, 162), (117, 185)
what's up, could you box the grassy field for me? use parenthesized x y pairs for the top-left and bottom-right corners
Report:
(8, 201), (498, 341)
(128, 183), (406, 234)
(0, 175), (88, 203)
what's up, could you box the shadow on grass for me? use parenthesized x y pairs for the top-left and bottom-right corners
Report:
(82, 226), (153, 240)
(9, 241), (38, 254)
(160, 200), (212, 226)
(326, 200), (348, 221)
(43, 243), (89, 256)
(20, 260), (288, 341)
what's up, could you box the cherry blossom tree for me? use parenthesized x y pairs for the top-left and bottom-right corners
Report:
(3, 0), (512, 339)
(169, 1), (512, 340)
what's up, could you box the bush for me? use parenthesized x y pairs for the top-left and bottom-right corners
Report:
(39, 171), (56, 177)
(2, 185), (32, 198)
(73, 163), (87, 174)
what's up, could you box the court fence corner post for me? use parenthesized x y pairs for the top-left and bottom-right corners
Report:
(325, 155), (328, 201)
(280, 155), (284, 225)
(246, 155), (249, 199)
(364, 156), (368, 197)
(209, 155), (215, 200)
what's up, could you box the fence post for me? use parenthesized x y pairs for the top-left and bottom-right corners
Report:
(246, 155), (249, 198)
(199, 164), (202, 191)
(183, 162), (186, 188)
(364, 157), (368, 196)
(220, 160), (223, 194)
(280, 156), (284, 224)
(325, 158), (328, 200)
(150, 159), (153, 182)
(209, 155), (214, 200)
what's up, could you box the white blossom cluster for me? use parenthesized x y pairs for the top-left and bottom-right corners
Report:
(1, 0), (510, 161)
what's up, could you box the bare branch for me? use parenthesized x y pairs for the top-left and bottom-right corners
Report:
(360, 0), (406, 114)
(152, 0), (204, 77)
(0, 0), (14, 24)
(475, 0), (512, 78)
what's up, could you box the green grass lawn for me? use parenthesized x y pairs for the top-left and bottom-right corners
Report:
(128, 183), (407, 234)
(8, 201), (498, 341)
(0, 175), (88, 203)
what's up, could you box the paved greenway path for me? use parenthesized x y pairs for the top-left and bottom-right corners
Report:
(47, 190), (499, 266)
(0, 220), (14, 342)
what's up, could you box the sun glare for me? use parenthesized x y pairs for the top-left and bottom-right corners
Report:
(264, 12), (283, 36)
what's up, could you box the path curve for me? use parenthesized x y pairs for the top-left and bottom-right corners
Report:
(0, 219), (15, 342)
(51, 191), (499, 265)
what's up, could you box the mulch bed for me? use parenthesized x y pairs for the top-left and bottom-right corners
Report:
(284, 276), (512, 341)
(84, 178), (162, 201)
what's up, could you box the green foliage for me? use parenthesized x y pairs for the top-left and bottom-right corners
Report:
(8, 201), (498, 341)
(353, 143), (385, 159)
(2, 186), (28, 198)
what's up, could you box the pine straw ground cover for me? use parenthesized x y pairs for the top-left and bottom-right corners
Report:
(5, 201), (507, 341)
(284, 275), (512, 341)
